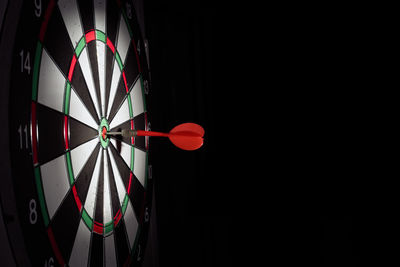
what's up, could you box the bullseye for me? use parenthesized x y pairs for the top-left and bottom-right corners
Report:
(102, 126), (107, 140)
(99, 118), (110, 148)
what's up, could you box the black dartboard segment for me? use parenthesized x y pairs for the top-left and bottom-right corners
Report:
(6, 0), (152, 266)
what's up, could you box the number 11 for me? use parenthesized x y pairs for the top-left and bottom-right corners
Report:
(18, 124), (28, 149)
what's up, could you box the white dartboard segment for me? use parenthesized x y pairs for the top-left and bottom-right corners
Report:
(93, 0), (106, 33)
(58, 0), (84, 47)
(37, 49), (66, 113)
(106, 62), (122, 119)
(94, 0), (107, 116)
(129, 78), (145, 117)
(124, 199), (138, 249)
(69, 88), (98, 130)
(104, 234), (118, 267)
(70, 137), (99, 180)
(96, 41), (106, 117)
(103, 150), (113, 224)
(116, 15), (131, 65)
(109, 96), (131, 129)
(69, 218), (91, 267)
(78, 48), (101, 120)
(133, 148), (146, 187)
(40, 153), (70, 220)
(82, 148), (102, 218)
(107, 147), (128, 208)
(110, 138), (132, 170)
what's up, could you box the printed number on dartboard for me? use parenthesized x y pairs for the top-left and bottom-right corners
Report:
(17, 124), (29, 150)
(19, 50), (31, 75)
(34, 0), (42, 17)
(29, 199), (38, 224)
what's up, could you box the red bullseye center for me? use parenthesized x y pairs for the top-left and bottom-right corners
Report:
(102, 126), (107, 140)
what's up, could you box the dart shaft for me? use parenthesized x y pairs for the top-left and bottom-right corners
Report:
(106, 130), (136, 137)
(107, 130), (169, 138)
(106, 131), (123, 136)
(136, 130), (169, 137)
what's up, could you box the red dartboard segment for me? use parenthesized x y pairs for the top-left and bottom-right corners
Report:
(113, 209), (122, 227)
(127, 172), (133, 194)
(123, 71), (129, 93)
(85, 30), (96, 44)
(93, 222), (103, 235)
(31, 101), (38, 164)
(47, 227), (65, 266)
(106, 37), (115, 54)
(131, 39), (142, 73)
(68, 54), (77, 82)
(124, 254), (133, 267)
(71, 185), (82, 212)
(64, 115), (69, 150)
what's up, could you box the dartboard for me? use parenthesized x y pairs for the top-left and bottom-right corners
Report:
(0, 0), (152, 266)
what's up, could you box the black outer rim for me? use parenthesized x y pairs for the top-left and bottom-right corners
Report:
(0, 0), (32, 265)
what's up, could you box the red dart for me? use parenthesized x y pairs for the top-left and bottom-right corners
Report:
(107, 123), (204, 151)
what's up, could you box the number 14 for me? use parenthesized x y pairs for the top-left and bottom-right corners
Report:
(19, 50), (31, 74)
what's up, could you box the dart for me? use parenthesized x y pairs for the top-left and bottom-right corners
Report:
(107, 123), (204, 151)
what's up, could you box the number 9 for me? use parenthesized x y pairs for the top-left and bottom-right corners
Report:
(34, 0), (41, 17)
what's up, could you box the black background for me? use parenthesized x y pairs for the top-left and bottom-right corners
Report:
(319, 215), (360, 266)
(144, 2), (378, 266)
(144, 1), (236, 266)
